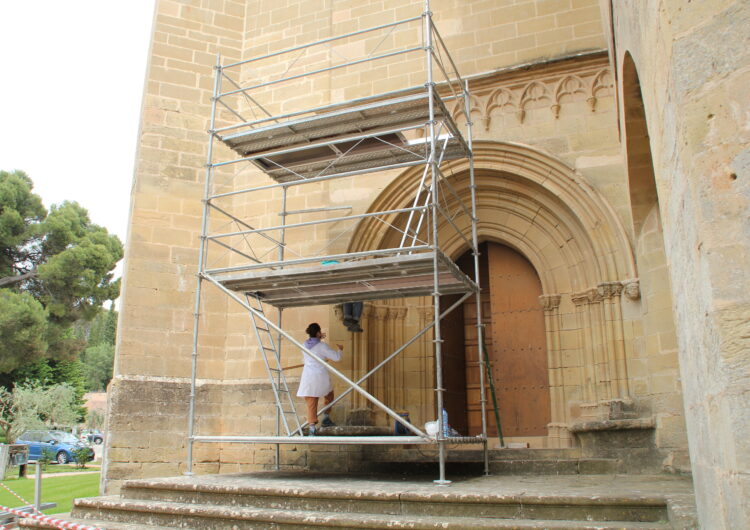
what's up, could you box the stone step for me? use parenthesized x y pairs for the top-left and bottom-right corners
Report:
(66, 497), (670, 529)
(117, 478), (668, 523)
(20, 515), (173, 529)
(359, 447), (619, 475)
(360, 458), (620, 475)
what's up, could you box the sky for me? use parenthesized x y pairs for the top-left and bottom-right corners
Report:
(0, 1), (157, 246)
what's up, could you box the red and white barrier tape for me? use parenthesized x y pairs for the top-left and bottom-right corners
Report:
(0, 482), (37, 513)
(0, 504), (101, 530)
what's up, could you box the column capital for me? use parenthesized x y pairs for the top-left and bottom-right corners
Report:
(539, 293), (562, 311)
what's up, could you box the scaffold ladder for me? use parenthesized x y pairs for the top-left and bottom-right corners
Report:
(245, 293), (302, 436)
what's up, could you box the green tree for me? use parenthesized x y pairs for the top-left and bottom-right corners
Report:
(0, 383), (79, 443)
(81, 344), (115, 392)
(79, 304), (117, 391)
(0, 170), (123, 375)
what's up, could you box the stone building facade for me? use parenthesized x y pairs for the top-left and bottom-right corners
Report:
(105, 1), (749, 527)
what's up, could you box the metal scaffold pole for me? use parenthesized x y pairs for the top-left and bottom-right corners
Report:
(186, 53), (223, 475)
(275, 186), (288, 470)
(464, 79), (489, 475)
(424, 0), (448, 487)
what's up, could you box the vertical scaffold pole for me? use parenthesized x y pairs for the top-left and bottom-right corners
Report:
(186, 53), (222, 475)
(465, 79), (489, 475)
(275, 186), (288, 470)
(425, 0), (448, 487)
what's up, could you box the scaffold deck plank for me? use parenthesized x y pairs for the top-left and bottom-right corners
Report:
(209, 251), (476, 309)
(218, 92), (468, 182)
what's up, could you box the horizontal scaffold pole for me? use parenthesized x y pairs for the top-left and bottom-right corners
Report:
(215, 85), (424, 134)
(219, 47), (423, 99)
(207, 206), (428, 240)
(203, 245), (431, 275)
(210, 160), (428, 200)
(222, 16), (422, 69)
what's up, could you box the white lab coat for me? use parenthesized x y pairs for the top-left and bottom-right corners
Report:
(296, 341), (342, 397)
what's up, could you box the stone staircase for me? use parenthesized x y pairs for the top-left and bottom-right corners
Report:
(359, 446), (622, 476)
(20, 472), (697, 529)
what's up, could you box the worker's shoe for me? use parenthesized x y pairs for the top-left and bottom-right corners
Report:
(347, 321), (364, 333)
(321, 416), (335, 427)
(307, 424), (317, 436)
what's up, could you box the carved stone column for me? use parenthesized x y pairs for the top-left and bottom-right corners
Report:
(597, 281), (629, 398)
(588, 287), (613, 401)
(572, 290), (597, 404)
(539, 293), (570, 447)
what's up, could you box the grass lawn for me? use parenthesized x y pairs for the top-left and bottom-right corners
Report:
(0, 472), (100, 514)
(30, 463), (101, 475)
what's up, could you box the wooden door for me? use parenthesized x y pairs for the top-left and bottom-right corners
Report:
(486, 243), (550, 436)
(440, 293), (468, 435)
(459, 246), (493, 437)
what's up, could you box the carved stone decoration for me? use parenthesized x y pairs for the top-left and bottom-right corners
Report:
(621, 278), (641, 300)
(571, 290), (591, 306)
(459, 62), (613, 130)
(485, 87), (515, 130)
(587, 287), (603, 303)
(591, 68), (614, 98)
(539, 294), (562, 311)
(597, 281), (624, 299)
(518, 81), (551, 123)
(554, 75), (587, 118)
(450, 94), (482, 127)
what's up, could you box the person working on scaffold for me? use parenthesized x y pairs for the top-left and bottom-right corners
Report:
(297, 322), (343, 435)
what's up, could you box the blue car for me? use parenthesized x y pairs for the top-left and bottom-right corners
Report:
(15, 430), (95, 464)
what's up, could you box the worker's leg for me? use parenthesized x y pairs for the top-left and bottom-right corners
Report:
(321, 391), (335, 426)
(304, 396), (319, 425)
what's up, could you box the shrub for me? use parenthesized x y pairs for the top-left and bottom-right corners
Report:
(72, 447), (91, 469)
(39, 448), (54, 470)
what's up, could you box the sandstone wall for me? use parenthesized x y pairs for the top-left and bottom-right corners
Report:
(603, 0), (750, 527)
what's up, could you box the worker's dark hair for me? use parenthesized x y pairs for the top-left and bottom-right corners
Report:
(306, 323), (321, 337)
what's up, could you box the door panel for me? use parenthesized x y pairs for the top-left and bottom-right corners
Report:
(440, 293), (468, 435)
(487, 243), (551, 436)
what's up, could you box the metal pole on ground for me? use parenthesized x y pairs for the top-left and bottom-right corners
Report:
(424, 0), (449, 486)
(186, 52), (222, 475)
(34, 462), (41, 513)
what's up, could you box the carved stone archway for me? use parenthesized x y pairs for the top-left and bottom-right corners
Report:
(349, 141), (637, 447)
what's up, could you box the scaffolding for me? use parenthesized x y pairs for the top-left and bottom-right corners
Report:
(187, 0), (488, 484)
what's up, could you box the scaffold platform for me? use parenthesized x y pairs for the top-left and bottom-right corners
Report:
(219, 92), (469, 183)
(209, 250), (478, 308)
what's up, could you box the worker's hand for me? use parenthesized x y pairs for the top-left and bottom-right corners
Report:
(337, 344), (343, 350)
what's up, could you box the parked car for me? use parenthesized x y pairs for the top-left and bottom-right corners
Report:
(15, 430), (95, 464)
(80, 429), (104, 445)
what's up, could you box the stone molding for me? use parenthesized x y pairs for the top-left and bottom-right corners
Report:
(569, 417), (655, 433)
(452, 62), (613, 128)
